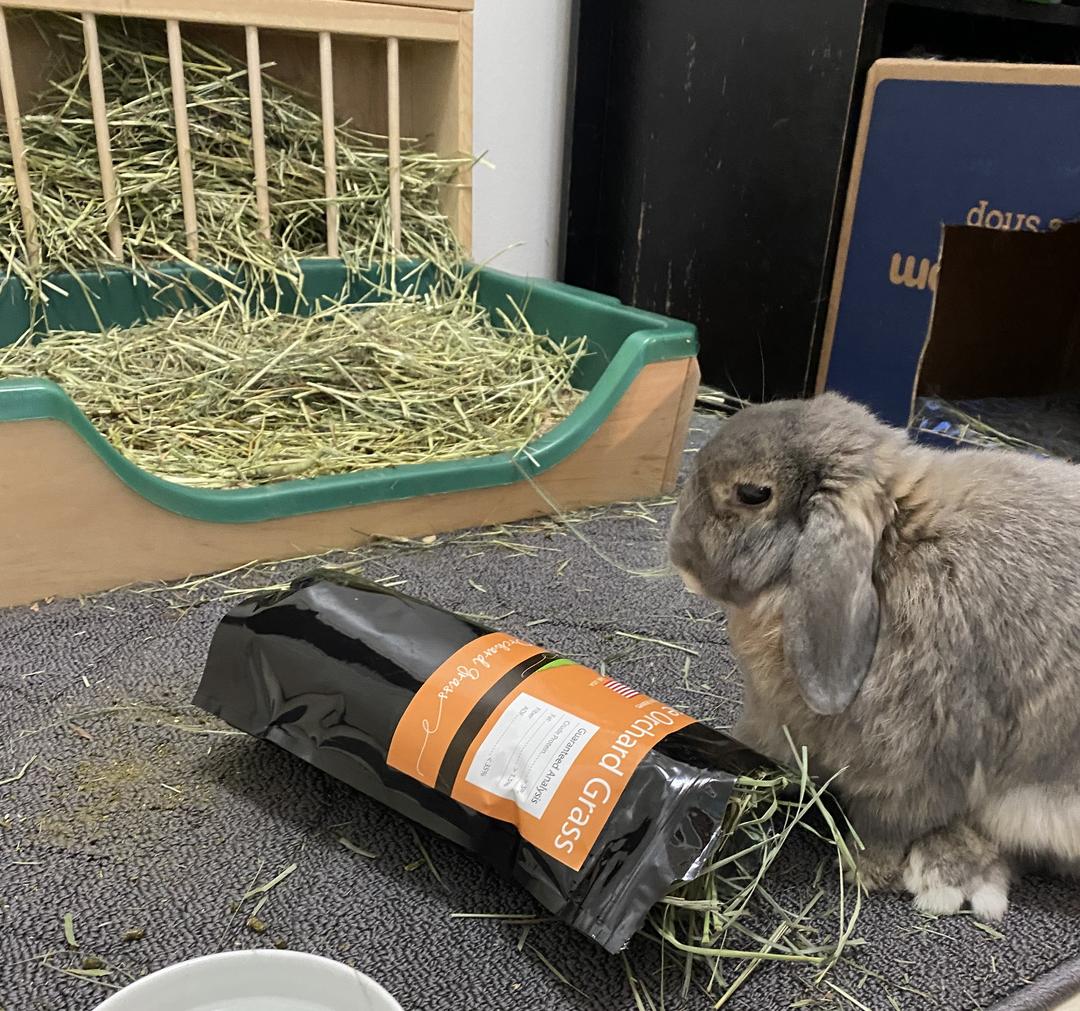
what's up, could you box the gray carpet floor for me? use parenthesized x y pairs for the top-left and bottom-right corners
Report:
(2, 413), (1080, 1011)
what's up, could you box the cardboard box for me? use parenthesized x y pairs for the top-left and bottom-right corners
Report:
(817, 58), (1080, 429)
(909, 220), (1080, 453)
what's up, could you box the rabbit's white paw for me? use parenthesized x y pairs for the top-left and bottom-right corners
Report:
(902, 823), (1010, 923)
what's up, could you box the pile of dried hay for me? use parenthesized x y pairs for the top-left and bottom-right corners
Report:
(0, 281), (587, 488)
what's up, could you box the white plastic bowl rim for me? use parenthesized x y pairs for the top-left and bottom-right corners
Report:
(91, 948), (404, 1011)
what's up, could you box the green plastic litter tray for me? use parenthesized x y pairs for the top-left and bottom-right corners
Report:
(0, 260), (699, 607)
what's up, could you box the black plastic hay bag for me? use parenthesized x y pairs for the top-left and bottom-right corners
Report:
(194, 570), (761, 953)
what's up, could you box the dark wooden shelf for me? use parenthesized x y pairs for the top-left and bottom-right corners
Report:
(562, 0), (1080, 401)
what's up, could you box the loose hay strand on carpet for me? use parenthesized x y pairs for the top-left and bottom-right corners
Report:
(0, 755), (38, 786)
(39, 957), (118, 991)
(612, 631), (699, 656)
(527, 944), (590, 999)
(410, 826), (448, 892)
(62, 912), (78, 950)
(241, 862), (297, 901)
(338, 836), (378, 859)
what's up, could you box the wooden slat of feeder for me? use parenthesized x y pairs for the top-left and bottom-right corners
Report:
(319, 31), (339, 259)
(0, 7), (37, 264)
(453, 11), (473, 249)
(245, 25), (271, 243)
(0, 0), (463, 42)
(402, 11), (473, 250)
(167, 19), (199, 257)
(387, 35), (401, 253)
(82, 13), (123, 259)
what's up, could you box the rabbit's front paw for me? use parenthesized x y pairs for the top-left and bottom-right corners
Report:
(844, 836), (905, 892)
(902, 822), (1010, 922)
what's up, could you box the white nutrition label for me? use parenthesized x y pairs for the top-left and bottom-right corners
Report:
(463, 693), (600, 818)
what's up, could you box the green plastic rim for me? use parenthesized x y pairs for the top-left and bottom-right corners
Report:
(0, 260), (697, 524)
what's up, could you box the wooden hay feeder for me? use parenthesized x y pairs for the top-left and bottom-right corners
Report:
(0, 0), (699, 608)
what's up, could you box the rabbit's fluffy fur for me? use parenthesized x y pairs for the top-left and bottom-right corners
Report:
(668, 392), (1080, 920)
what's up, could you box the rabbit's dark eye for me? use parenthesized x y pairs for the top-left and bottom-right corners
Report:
(735, 483), (772, 506)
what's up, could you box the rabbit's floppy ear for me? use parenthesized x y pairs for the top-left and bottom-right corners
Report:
(783, 498), (880, 715)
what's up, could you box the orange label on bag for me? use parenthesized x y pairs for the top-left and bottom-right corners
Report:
(387, 632), (695, 871)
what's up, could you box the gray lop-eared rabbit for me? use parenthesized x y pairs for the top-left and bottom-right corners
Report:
(668, 392), (1080, 921)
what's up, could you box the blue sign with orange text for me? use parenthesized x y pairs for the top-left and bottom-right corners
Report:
(821, 62), (1080, 426)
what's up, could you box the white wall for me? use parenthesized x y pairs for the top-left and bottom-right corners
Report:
(472, 0), (573, 280)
